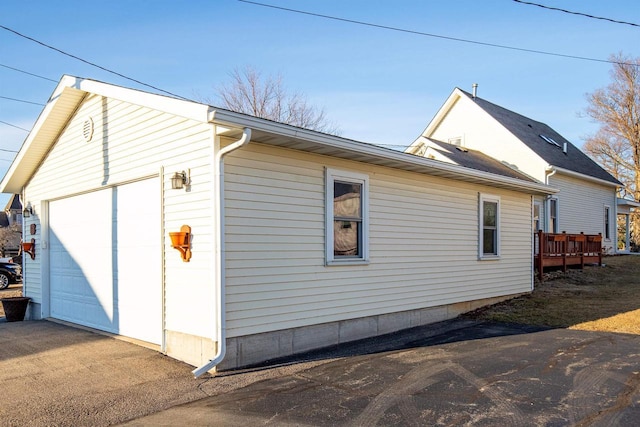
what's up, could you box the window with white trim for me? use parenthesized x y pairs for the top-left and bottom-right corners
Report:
(479, 194), (500, 259)
(533, 201), (542, 231)
(548, 198), (559, 233)
(326, 168), (369, 265)
(604, 205), (611, 240)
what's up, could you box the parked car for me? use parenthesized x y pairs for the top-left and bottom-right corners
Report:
(0, 260), (22, 289)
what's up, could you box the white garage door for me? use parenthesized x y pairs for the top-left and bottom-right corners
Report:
(49, 179), (162, 344)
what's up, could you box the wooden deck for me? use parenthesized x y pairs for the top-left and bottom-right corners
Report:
(535, 231), (602, 281)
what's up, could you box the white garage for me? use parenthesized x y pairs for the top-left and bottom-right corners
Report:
(49, 178), (162, 345)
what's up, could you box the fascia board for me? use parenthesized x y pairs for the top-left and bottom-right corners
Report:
(617, 198), (640, 208)
(423, 88), (464, 137)
(76, 78), (211, 123)
(210, 110), (557, 196)
(0, 80), (84, 194)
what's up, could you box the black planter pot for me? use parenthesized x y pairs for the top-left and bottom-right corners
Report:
(1, 297), (31, 322)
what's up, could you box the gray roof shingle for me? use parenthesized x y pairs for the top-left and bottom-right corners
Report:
(5, 194), (21, 211)
(424, 138), (537, 182)
(458, 89), (621, 186)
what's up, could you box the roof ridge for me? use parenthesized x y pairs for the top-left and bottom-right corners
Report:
(457, 88), (549, 130)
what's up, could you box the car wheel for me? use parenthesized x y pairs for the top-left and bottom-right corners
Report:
(0, 273), (9, 290)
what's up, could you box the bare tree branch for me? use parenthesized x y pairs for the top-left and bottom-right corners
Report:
(584, 52), (640, 248)
(208, 66), (341, 135)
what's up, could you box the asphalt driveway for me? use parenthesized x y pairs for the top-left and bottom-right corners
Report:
(2, 319), (640, 426)
(124, 322), (640, 426)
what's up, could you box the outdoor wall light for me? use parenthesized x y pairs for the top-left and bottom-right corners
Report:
(171, 170), (190, 190)
(23, 203), (33, 218)
(169, 225), (192, 262)
(22, 238), (36, 260)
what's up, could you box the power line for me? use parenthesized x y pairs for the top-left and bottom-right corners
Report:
(0, 63), (57, 82)
(512, 0), (640, 28)
(0, 147), (19, 153)
(0, 120), (30, 132)
(0, 24), (192, 101)
(238, 0), (637, 67)
(0, 95), (45, 106)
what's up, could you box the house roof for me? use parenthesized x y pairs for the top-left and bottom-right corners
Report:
(0, 75), (556, 197)
(4, 194), (21, 211)
(0, 212), (8, 228)
(456, 89), (621, 186)
(421, 138), (537, 182)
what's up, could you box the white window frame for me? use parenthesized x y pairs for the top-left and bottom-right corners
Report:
(325, 168), (369, 266)
(479, 193), (500, 260)
(547, 197), (559, 233)
(533, 200), (543, 231)
(604, 205), (611, 241)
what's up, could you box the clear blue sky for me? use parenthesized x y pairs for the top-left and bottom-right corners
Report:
(1, 0), (639, 207)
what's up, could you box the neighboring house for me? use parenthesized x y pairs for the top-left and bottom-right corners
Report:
(0, 76), (553, 375)
(0, 194), (22, 257)
(4, 194), (22, 227)
(407, 87), (622, 253)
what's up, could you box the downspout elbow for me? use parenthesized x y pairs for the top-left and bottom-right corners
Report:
(545, 166), (557, 186)
(192, 127), (251, 378)
(216, 128), (252, 162)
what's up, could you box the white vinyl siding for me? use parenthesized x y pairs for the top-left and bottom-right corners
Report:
(548, 173), (617, 249)
(22, 94), (217, 340)
(223, 143), (534, 338)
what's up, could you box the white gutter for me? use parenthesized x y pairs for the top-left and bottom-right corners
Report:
(210, 109), (556, 196)
(546, 165), (620, 188)
(192, 127), (251, 378)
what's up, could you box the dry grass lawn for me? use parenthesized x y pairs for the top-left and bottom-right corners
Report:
(465, 255), (640, 334)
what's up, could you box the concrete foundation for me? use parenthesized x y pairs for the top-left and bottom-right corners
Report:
(165, 330), (216, 368)
(217, 294), (520, 371)
(28, 294), (522, 373)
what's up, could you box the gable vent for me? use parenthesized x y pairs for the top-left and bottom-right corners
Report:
(83, 117), (94, 142)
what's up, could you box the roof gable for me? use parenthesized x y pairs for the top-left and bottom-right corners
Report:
(456, 89), (620, 186)
(4, 194), (21, 211)
(1, 76), (557, 198)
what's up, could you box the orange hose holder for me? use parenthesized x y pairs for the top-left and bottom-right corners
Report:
(169, 225), (191, 262)
(22, 238), (36, 260)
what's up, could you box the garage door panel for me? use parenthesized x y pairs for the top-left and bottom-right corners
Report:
(113, 180), (161, 344)
(50, 190), (113, 331)
(50, 179), (161, 344)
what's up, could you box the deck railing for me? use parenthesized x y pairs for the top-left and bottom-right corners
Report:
(534, 231), (602, 281)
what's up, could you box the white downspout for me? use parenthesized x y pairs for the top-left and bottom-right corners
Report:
(192, 127), (251, 378)
(544, 166), (557, 233)
(20, 189), (27, 298)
